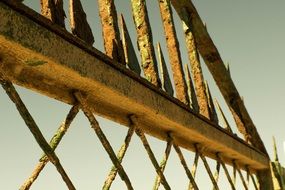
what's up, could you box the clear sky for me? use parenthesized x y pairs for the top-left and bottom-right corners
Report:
(1, 0), (284, 189)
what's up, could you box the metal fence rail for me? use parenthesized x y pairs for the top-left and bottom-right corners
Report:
(0, 0), (273, 189)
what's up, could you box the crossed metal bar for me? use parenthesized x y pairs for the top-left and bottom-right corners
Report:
(1, 74), (260, 189)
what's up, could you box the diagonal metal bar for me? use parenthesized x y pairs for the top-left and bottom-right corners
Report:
(0, 76), (75, 190)
(188, 150), (199, 190)
(216, 153), (236, 190)
(158, 0), (189, 105)
(212, 161), (221, 190)
(153, 138), (173, 190)
(134, 125), (171, 190)
(131, 0), (161, 87)
(20, 105), (79, 190)
(196, 146), (219, 190)
(233, 161), (248, 190)
(172, 142), (198, 190)
(74, 92), (134, 190)
(102, 118), (136, 190)
(178, 7), (210, 119)
(250, 173), (259, 190)
(98, 0), (124, 63)
(232, 160), (237, 186)
(246, 167), (251, 188)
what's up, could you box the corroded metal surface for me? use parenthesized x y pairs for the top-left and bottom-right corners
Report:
(180, 9), (210, 119)
(0, 1), (270, 172)
(120, 14), (141, 74)
(157, 42), (174, 96)
(0, 76), (76, 190)
(158, 0), (189, 105)
(170, 0), (268, 156)
(98, 0), (124, 63)
(131, 0), (161, 87)
(170, 2), (271, 185)
(20, 106), (79, 190)
(69, 0), (94, 45)
(40, 0), (65, 27)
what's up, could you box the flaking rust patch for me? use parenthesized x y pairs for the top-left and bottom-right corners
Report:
(25, 58), (47, 66)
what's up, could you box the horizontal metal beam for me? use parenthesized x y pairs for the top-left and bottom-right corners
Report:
(0, 1), (269, 171)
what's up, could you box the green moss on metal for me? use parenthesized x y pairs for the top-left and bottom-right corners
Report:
(25, 59), (47, 66)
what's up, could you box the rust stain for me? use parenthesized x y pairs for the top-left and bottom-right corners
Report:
(98, 0), (124, 63)
(40, 0), (65, 27)
(131, 0), (161, 87)
(158, 0), (189, 105)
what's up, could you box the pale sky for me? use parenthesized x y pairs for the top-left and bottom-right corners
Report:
(1, 0), (284, 189)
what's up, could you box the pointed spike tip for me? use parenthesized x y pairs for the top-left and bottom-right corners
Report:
(273, 136), (279, 162)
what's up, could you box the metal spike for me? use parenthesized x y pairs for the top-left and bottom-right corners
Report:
(69, 0), (94, 45)
(40, 0), (65, 27)
(131, 0), (161, 87)
(120, 14), (141, 75)
(273, 136), (279, 162)
(158, 0), (189, 105)
(180, 8), (210, 118)
(185, 64), (199, 113)
(214, 99), (233, 133)
(98, 0), (124, 63)
(157, 42), (174, 96)
(204, 81), (219, 124)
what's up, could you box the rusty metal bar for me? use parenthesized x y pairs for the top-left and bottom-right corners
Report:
(131, 0), (161, 87)
(173, 143), (199, 190)
(170, 3), (272, 186)
(212, 161), (221, 190)
(69, 0), (94, 45)
(0, 0), (270, 174)
(134, 123), (171, 190)
(75, 92), (134, 190)
(158, 0), (189, 105)
(177, 8), (210, 118)
(233, 161), (248, 190)
(19, 105), (79, 190)
(216, 154), (236, 190)
(157, 42), (174, 96)
(170, 0), (268, 156)
(197, 146), (219, 190)
(188, 151), (199, 190)
(102, 121), (135, 190)
(98, 0), (124, 63)
(40, 0), (65, 27)
(232, 161), (237, 186)
(237, 168), (249, 190)
(185, 64), (199, 113)
(0, 76), (76, 190)
(120, 14), (141, 75)
(250, 174), (259, 190)
(153, 139), (173, 190)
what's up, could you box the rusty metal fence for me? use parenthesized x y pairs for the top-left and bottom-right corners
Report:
(0, 0), (273, 189)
